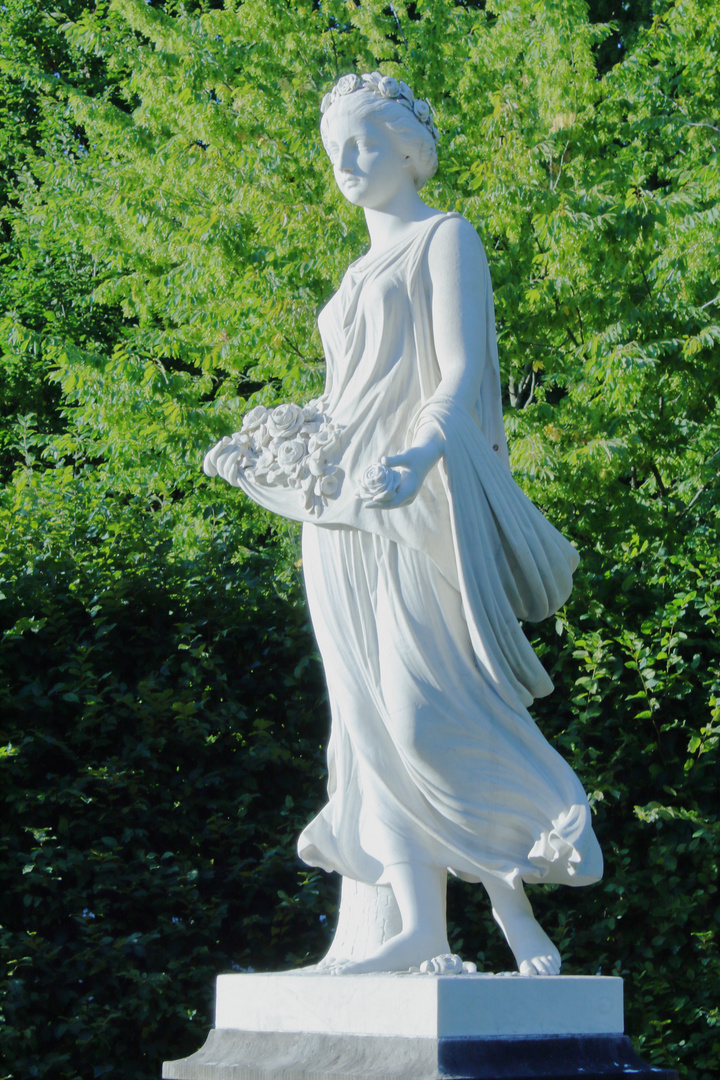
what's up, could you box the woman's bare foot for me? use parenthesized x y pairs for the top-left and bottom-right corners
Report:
(503, 916), (561, 976)
(326, 927), (451, 974)
(324, 861), (451, 974)
(483, 877), (561, 976)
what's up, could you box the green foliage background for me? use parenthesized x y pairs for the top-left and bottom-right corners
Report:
(1, 0), (718, 1077)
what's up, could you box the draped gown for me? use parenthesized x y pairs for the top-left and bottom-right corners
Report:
(219, 212), (603, 892)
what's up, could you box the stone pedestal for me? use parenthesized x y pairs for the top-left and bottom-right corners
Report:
(162, 973), (678, 1080)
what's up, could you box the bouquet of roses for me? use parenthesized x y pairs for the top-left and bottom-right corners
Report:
(203, 400), (343, 517)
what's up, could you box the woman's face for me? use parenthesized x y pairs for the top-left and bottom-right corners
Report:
(324, 102), (414, 210)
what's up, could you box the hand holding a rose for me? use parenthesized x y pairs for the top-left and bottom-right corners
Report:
(357, 429), (444, 509)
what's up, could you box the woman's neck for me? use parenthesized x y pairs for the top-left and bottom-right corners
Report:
(363, 190), (440, 253)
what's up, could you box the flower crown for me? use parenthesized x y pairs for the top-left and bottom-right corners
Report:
(320, 72), (439, 143)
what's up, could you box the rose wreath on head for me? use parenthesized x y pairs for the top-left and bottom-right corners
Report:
(320, 71), (439, 143)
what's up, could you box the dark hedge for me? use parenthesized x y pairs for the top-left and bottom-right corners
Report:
(0, 506), (337, 1079)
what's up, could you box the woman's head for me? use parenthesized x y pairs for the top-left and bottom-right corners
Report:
(320, 73), (438, 192)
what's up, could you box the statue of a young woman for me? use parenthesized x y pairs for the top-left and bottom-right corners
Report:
(204, 72), (603, 977)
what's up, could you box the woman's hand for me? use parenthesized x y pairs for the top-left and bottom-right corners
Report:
(360, 431), (443, 510)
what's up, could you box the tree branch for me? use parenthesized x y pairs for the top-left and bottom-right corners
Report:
(650, 461), (668, 497)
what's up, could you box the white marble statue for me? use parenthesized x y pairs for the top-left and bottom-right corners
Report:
(204, 71), (603, 978)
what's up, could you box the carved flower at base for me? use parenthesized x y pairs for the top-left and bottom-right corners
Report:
(357, 462), (401, 502)
(419, 954), (465, 975)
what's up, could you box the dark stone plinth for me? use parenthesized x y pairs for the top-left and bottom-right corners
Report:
(162, 1028), (679, 1080)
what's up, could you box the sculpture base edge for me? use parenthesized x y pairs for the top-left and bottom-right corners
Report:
(162, 1029), (678, 1080)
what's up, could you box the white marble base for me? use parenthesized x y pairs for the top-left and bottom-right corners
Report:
(215, 972), (623, 1039)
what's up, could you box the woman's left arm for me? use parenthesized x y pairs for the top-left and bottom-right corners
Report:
(367, 215), (488, 509)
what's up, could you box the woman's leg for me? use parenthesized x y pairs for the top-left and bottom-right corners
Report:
(328, 862), (450, 974)
(481, 874), (561, 975)
(323, 868), (560, 976)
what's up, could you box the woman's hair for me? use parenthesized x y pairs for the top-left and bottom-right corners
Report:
(320, 74), (438, 191)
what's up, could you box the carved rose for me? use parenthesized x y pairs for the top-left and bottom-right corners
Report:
(252, 448), (275, 476)
(241, 405), (268, 432)
(317, 472), (339, 497)
(336, 73), (362, 96)
(413, 99), (430, 122)
(308, 426), (338, 452)
(307, 451), (327, 477)
(230, 431), (252, 448)
(378, 76), (400, 99)
(357, 462), (401, 502)
(267, 402), (304, 439)
(234, 447), (256, 469)
(419, 953), (465, 975)
(276, 438), (307, 472)
(398, 81), (414, 104)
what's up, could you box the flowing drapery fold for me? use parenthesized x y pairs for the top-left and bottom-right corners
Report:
(417, 398), (578, 707)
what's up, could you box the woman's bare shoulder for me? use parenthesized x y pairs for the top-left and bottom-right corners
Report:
(426, 213), (487, 275)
